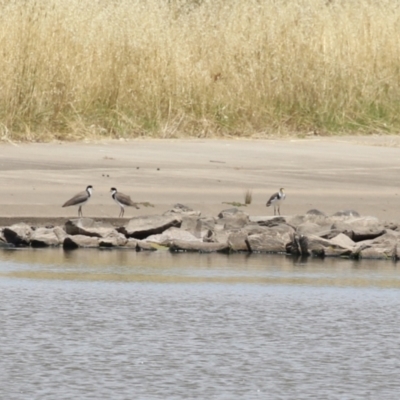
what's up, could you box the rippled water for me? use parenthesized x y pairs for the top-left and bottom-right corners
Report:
(1, 250), (400, 399)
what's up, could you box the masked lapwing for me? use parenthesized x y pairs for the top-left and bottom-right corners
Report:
(110, 187), (139, 218)
(266, 188), (286, 215)
(62, 185), (93, 217)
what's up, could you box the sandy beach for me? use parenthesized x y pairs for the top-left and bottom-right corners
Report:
(0, 136), (400, 224)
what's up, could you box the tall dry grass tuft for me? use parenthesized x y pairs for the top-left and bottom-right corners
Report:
(244, 189), (253, 205)
(0, 0), (400, 141)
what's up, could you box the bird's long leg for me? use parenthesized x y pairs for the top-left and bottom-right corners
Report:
(278, 206), (280, 215)
(78, 206), (82, 217)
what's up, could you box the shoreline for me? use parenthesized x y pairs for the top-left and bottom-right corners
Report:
(0, 136), (400, 223)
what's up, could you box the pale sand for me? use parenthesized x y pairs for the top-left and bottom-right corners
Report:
(0, 136), (399, 223)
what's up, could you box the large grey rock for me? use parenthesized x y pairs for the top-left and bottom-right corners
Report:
(99, 232), (128, 248)
(53, 226), (68, 242)
(30, 227), (60, 247)
(204, 228), (229, 244)
(346, 217), (385, 241)
(180, 216), (215, 239)
(3, 223), (32, 246)
(63, 235), (99, 249)
(169, 240), (229, 253)
(287, 213), (331, 228)
(330, 233), (356, 248)
(296, 222), (330, 236)
(144, 227), (201, 245)
(180, 216), (200, 236)
(242, 224), (271, 235)
(216, 213), (250, 230)
(353, 230), (400, 260)
(246, 225), (295, 253)
(65, 218), (116, 238)
(228, 232), (250, 252)
(117, 214), (182, 239)
(330, 221), (353, 238)
(303, 234), (354, 258)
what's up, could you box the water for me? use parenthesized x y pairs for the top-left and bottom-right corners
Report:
(1, 249), (400, 400)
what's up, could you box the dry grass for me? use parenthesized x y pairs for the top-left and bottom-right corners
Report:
(1, 0), (400, 141)
(244, 189), (253, 205)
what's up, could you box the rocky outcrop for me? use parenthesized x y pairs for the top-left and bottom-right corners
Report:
(1, 206), (400, 260)
(117, 214), (182, 239)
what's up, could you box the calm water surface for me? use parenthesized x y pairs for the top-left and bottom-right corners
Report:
(1, 249), (400, 399)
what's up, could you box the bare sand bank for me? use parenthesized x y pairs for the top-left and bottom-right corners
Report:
(0, 136), (399, 223)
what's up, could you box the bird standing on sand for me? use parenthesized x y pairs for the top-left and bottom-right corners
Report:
(62, 185), (93, 217)
(110, 187), (139, 218)
(266, 188), (286, 215)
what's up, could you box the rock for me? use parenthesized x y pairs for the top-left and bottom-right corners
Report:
(180, 216), (200, 236)
(296, 222), (331, 237)
(218, 215), (249, 230)
(53, 226), (68, 242)
(163, 204), (201, 217)
(353, 231), (400, 260)
(180, 216), (216, 239)
(246, 225), (295, 253)
(250, 215), (286, 224)
(124, 239), (139, 249)
(0, 240), (13, 248)
(242, 224), (271, 235)
(144, 227), (201, 245)
(287, 213), (330, 228)
(332, 210), (360, 218)
(217, 208), (248, 219)
(30, 227), (60, 247)
(228, 232), (250, 252)
(384, 221), (398, 231)
(117, 214), (182, 239)
(306, 209), (327, 216)
(288, 234), (308, 256)
(63, 235), (99, 249)
(99, 232), (128, 248)
(330, 221), (353, 239)
(330, 233), (356, 248)
(346, 217), (385, 241)
(137, 240), (158, 251)
(169, 240), (229, 253)
(304, 234), (354, 258)
(3, 223), (32, 246)
(256, 216), (287, 227)
(65, 218), (116, 238)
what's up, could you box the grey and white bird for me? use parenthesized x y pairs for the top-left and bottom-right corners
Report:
(110, 187), (139, 218)
(62, 185), (93, 217)
(266, 188), (286, 215)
